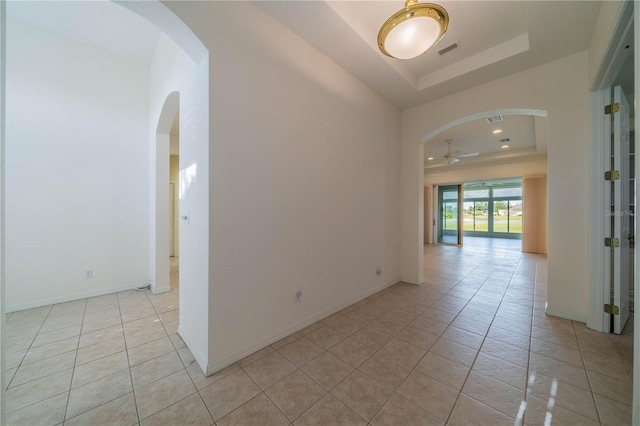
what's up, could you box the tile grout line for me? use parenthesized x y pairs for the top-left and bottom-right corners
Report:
(520, 254), (539, 426)
(369, 256), (502, 424)
(118, 292), (142, 425)
(442, 251), (530, 424)
(5, 304), (53, 391)
(61, 298), (88, 424)
(13, 244), (633, 425)
(334, 285), (446, 424)
(444, 255), (517, 404)
(144, 267), (217, 424)
(6, 303), (75, 421)
(260, 367), (330, 424)
(367, 282), (483, 423)
(573, 320), (604, 426)
(139, 288), (207, 424)
(61, 295), (137, 424)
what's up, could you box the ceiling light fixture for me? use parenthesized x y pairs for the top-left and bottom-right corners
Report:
(492, 129), (503, 134)
(378, 0), (449, 60)
(427, 157), (434, 160)
(501, 144), (510, 149)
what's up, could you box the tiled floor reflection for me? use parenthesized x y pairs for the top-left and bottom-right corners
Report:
(4, 241), (634, 425)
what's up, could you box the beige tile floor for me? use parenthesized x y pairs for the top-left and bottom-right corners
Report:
(4, 240), (634, 425)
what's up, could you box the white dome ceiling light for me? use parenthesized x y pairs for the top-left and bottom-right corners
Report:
(378, 0), (449, 60)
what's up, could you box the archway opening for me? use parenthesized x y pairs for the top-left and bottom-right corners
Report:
(420, 108), (549, 261)
(153, 91), (180, 294)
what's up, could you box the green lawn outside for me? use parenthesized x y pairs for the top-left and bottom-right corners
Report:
(462, 214), (522, 233)
(443, 217), (458, 231)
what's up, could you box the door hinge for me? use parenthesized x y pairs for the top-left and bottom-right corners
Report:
(604, 170), (620, 181)
(604, 237), (620, 247)
(605, 103), (620, 114)
(604, 304), (620, 315)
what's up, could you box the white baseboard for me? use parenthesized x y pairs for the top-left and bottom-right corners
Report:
(153, 286), (172, 294)
(6, 282), (150, 313)
(545, 306), (586, 323)
(178, 325), (209, 375)
(204, 277), (400, 376)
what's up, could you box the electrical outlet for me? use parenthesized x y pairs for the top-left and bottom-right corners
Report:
(376, 266), (382, 276)
(85, 268), (93, 279)
(295, 289), (302, 303)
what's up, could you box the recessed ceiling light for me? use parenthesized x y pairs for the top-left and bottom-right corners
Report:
(501, 144), (510, 149)
(427, 157), (434, 161)
(492, 129), (502, 134)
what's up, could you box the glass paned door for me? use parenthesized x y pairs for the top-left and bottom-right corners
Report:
(463, 201), (489, 232)
(492, 200), (522, 233)
(438, 185), (462, 244)
(463, 180), (523, 239)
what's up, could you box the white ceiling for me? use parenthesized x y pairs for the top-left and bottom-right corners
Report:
(424, 114), (542, 169)
(256, 1), (603, 109)
(9, 1), (632, 171)
(7, 1), (160, 65)
(254, 0), (608, 170)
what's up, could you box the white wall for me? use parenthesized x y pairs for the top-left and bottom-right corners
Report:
(164, 1), (401, 373)
(1, 1), (6, 422)
(5, 18), (150, 311)
(402, 52), (590, 322)
(148, 32), (210, 373)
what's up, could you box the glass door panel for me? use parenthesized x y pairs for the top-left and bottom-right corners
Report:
(508, 200), (523, 234)
(463, 180), (523, 240)
(438, 185), (461, 244)
(463, 201), (488, 232)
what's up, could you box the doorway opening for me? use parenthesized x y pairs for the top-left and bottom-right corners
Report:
(169, 112), (180, 293)
(588, 17), (635, 336)
(153, 91), (179, 294)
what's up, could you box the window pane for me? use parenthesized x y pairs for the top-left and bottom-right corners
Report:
(443, 202), (458, 230)
(464, 189), (489, 199)
(493, 199), (522, 233)
(474, 202), (489, 232)
(509, 200), (522, 234)
(463, 201), (488, 232)
(493, 201), (508, 232)
(443, 191), (458, 200)
(493, 187), (522, 197)
(463, 202), (474, 231)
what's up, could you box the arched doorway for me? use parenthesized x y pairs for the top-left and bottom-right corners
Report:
(152, 91), (179, 294)
(420, 109), (548, 251)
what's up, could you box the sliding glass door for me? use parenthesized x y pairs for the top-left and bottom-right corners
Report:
(437, 185), (462, 245)
(463, 180), (523, 239)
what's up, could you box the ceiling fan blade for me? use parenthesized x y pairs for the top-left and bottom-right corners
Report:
(457, 152), (479, 158)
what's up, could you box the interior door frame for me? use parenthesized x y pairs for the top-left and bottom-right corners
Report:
(613, 85), (631, 334)
(634, 4), (639, 422)
(586, 1), (637, 421)
(169, 181), (174, 257)
(587, 3), (634, 334)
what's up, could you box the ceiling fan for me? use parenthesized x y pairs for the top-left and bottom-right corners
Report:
(444, 139), (479, 165)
